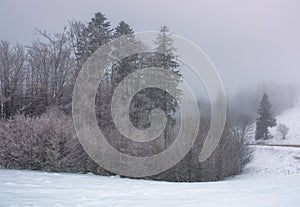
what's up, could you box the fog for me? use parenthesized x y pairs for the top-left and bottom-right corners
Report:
(1, 0), (299, 94)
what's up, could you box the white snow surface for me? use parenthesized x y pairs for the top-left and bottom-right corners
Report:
(0, 166), (299, 207)
(244, 146), (300, 176)
(1, 145), (300, 207)
(268, 105), (300, 144)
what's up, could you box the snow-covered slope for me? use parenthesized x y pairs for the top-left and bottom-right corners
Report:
(247, 103), (300, 145)
(243, 146), (300, 176)
(243, 102), (300, 176)
(268, 105), (300, 144)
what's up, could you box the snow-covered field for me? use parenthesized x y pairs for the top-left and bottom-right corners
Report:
(0, 145), (300, 207)
(1, 104), (300, 207)
(0, 164), (299, 207)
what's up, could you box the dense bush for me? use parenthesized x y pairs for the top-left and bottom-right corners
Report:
(149, 116), (251, 182)
(0, 108), (108, 174)
(0, 108), (251, 182)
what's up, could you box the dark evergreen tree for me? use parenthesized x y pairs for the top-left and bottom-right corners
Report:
(111, 21), (135, 87)
(72, 12), (113, 65)
(99, 25), (181, 155)
(113, 21), (134, 38)
(87, 12), (113, 54)
(255, 93), (277, 140)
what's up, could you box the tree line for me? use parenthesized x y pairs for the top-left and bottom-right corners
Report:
(0, 12), (251, 182)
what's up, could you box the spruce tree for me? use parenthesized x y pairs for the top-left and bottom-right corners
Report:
(153, 26), (181, 149)
(86, 12), (113, 55)
(111, 21), (135, 87)
(108, 25), (181, 152)
(113, 21), (134, 38)
(72, 12), (113, 66)
(154, 25), (181, 115)
(255, 93), (277, 140)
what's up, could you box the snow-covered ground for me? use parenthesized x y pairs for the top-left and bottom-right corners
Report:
(1, 104), (300, 206)
(0, 165), (299, 207)
(243, 146), (300, 176)
(0, 145), (300, 207)
(268, 105), (300, 144)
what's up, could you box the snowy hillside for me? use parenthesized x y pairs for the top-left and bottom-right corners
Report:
(247, 103), (300, 145)
(243, 146), (300, 176)
(269, 105), (300, 144)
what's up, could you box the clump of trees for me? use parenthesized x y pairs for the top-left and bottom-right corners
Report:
(0, 28), (75, 118)
(0, 108), (251, 182)
(0, 12), (251, 182)
(255, 93), (277, 140)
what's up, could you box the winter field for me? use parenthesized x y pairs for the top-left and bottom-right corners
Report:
(1, 105), (300, 206)
(0, 162), (300, 207)
(1, 145), (300, 207)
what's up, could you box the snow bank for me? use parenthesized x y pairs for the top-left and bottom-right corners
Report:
(0, 168), (299, 207)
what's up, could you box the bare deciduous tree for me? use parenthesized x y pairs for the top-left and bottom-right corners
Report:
(0, 41), (25, 118)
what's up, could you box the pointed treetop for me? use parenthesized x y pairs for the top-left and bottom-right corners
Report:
(114, 21), (134, 38)
(155, 25), (176, 56)
(89, 12), (109, 27)
(86, 12), (113, 54)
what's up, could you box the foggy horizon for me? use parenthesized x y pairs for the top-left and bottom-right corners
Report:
(1, 0), (299, 95)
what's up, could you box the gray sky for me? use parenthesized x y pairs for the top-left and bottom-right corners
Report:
(0, 0), (299, 94)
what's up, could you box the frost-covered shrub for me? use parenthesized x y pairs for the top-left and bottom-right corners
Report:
(0, 108), (250, 182)
(147, 116), (251, 182)
(0, 107), (105, 173)
(277, 123), (289, 139)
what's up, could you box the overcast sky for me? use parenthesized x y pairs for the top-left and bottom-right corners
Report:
(0, 0), (299, 94)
